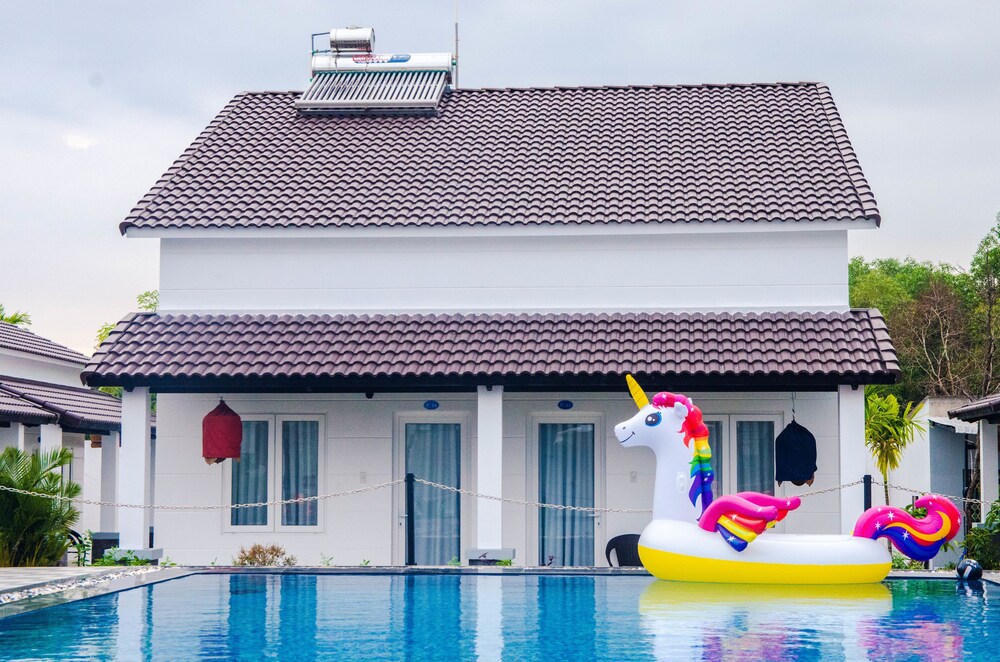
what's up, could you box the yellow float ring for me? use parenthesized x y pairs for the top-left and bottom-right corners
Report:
(638, 545), (890, 585)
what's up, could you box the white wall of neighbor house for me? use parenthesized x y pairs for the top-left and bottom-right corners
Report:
(157, 229), (850, 314)
(151, 390), (845, 566)
(0, 352), (85, 387)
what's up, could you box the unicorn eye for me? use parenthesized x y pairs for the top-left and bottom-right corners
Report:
(645, 412), (662, 427)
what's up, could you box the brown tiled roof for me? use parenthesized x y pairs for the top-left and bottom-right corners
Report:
(0, 322), (89, 365)
(83, 310), (898, 390)
(121, 83), (879, 234)
(948, 395), (1000, 423)
(0, 387), (56, 425)
(0, 375), (123, 432)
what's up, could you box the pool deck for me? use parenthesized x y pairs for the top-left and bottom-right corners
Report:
(0, 566), (121, 594)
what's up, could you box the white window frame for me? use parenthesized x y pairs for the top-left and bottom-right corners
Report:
(391, 412), (471, 566)
(222, 414), (325, 533)
(525, 412), (606, 567)
(275, 415), (326, 533)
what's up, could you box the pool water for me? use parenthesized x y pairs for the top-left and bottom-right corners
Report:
(0, 574), (994, 660)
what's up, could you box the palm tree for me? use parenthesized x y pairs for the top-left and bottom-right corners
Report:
(0, 447), (80, 566)
(864, 386), (926, 508)
(0, 304), (31, 326)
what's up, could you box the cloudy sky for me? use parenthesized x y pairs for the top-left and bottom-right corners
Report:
(1, 1), (998, 354)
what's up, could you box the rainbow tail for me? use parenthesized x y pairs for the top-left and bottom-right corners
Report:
(852, 494), (961, 561)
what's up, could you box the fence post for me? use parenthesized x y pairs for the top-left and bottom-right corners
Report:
(863, 474), (872, 511)
(405, 473), (416, 566)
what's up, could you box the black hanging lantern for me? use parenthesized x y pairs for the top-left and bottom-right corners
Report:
(202, 399), (242, 465)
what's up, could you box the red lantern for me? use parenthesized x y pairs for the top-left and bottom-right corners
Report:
(203, 399), (242, 465)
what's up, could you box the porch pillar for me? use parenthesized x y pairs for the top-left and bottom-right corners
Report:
(476, 385), (504, 550)
(120, 388), (152, 551)
(15, 422), (27, 451)
(100, 431), (120, 531)
(979, 421), (999, 522)
(838, 385), (866, 534)
(39, 423), (62, 455)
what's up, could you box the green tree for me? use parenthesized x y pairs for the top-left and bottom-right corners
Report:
(0, 447), (81, 567)
(864, 386), (925, 509)
(0, 304), (31, 326)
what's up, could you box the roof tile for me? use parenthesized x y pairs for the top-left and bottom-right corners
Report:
(83, 310), (898, 388)
(121, 83), (879, 233)
(0, 322), (89, 365)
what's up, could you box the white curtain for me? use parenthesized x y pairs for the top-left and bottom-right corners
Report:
(231, 421), (269, 526)
(736, 421), (775, 495)
(538, 423), (594, 566)
(406, 423), (461, 564)
(282, 420), (319, 526)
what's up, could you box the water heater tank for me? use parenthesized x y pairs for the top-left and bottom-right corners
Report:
(329, 27), (375, 53)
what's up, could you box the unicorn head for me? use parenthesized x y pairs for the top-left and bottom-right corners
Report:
(615, 375), (714, 521)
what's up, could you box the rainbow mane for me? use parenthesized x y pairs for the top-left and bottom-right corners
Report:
(651, 392), (714, 514)
(852, 495), (961, 561)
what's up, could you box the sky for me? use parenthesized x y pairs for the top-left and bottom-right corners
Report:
(1, 1), (998, 354)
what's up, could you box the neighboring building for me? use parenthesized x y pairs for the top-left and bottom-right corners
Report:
(83, 32), (898, 565)
(948, 395), (1000, 524)
(0, 321), (123, 533)
(892, 397), (978, 567)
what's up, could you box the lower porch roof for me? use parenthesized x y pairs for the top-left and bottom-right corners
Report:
(82, 310), (898, 393)
(0, 375), (124, 434)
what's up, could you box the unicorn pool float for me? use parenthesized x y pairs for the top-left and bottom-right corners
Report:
(615, 375), (960, 584)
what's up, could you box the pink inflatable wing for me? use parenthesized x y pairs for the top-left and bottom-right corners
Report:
(698, 493), (801, 552)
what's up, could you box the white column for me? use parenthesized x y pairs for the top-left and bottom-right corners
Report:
(476, 385), (504, 550)
(101, 432), (120, 531)
(120, 388), (152, 550)
(980, 421), (999, 522)
(39, 423), (62, 455)
(15, 422), (27, 451)
(838, 385), (867, 534)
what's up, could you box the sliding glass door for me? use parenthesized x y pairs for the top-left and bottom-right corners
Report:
(537, 422), (596, 567)
(405, 422), (462, 565)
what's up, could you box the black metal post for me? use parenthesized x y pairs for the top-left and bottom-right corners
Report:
(405, 472), (415, 566)
(863, 474), (873, 510)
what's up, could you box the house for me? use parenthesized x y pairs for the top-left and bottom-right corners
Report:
(892, 397), (979, 567)
(82, 29), (898, 566)
(948, 395), (1000, 523)
(0, 321), (124, 534)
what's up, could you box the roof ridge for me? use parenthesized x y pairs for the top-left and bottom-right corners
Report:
(241, 81), (825, 96)
(814, 84), (881, 226)
(119, 93), (250, 235)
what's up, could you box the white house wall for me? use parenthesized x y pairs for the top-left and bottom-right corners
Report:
(0, 352), (85, 387)
(153, 390), (844, 566)
(157, 230), (849, 314)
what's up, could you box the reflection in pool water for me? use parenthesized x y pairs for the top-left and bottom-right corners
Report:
(0, 574), (993, 660)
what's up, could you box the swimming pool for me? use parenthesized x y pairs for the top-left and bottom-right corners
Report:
(0, 573), (993, 660)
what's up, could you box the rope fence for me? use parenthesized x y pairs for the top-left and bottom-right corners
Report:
(4, 476), (989, 513)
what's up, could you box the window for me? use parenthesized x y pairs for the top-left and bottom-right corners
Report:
(702, 415), (780, 497)
(225, 415), (324, 531)
(232, 421), (270, 526)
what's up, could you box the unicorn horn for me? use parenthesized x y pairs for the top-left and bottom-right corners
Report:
(625, 374), (649, 409)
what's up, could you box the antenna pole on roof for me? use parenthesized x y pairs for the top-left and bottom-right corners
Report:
(454, 0), (460, 88)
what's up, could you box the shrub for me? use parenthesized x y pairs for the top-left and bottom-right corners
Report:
(963, 527), (1000, 570)
(93, 547), (149, 566)
(233, 543), (297, 566)
(0, 448), (81, 567)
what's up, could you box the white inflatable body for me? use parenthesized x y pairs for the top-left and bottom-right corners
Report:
(638, 519), (891, 585)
